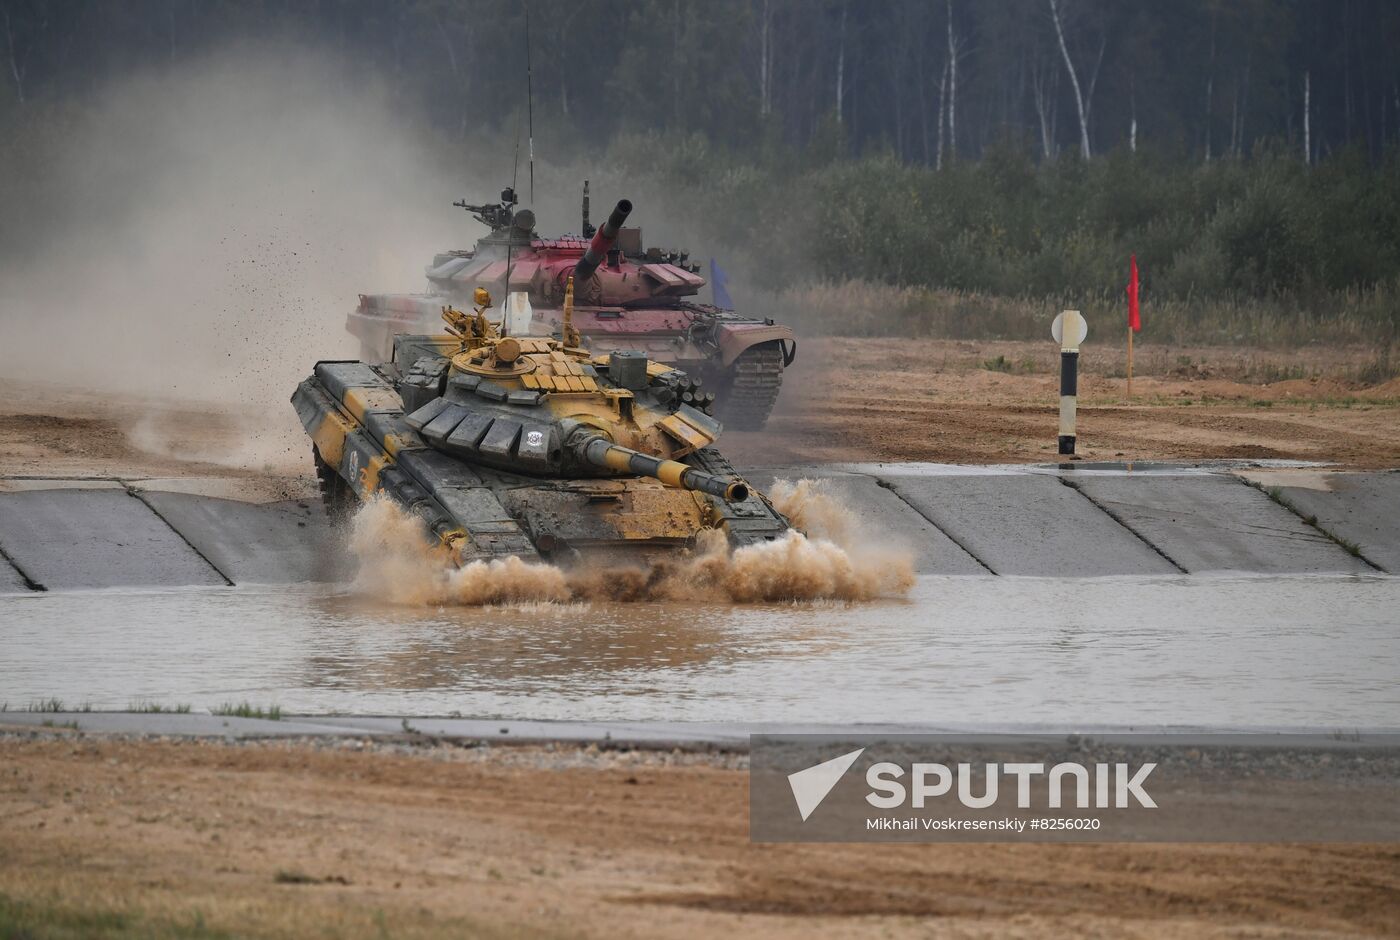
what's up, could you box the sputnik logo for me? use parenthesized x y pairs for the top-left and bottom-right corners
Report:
(787, 748), (865, 821)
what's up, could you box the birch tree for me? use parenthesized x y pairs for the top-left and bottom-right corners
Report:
(759, 0), (772, 117)
(1047, 0), (1105, 160)
(2, 1), (33, 106)
(936, 58), (949, 169)
(835, 1), (847, 122)
(1031, 60), (1059, 159)
(945, 0), (959, 161)
(1303, 69), (1312, 164)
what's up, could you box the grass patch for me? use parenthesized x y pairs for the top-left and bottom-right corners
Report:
(1244, 362), (1312, 384)
(212, 702), (282, 720)
(129, 701), (192, 714)
(0, 892), (233, 939)
(26, 698), (64, 713)
(39, 719), (79, 730)
(1255, 483), (1374, 564)
(1331, 535), (1365, 557)
(981, 353), (1040, 374)
(1355, 347), (1398, 385)
(273, 870), (351, 886)
(750, 280), (1400, 351)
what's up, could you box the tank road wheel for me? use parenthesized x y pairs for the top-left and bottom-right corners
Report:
(716, 341), (786, 431)
(313, 447), (359, 527)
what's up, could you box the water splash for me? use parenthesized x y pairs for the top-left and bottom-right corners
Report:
(348, 497), (570, 606)
(347, 480), (914, 607)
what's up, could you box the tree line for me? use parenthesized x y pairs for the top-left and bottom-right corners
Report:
(3, 0), (1399, 165)
(2, 0), (1397, 348)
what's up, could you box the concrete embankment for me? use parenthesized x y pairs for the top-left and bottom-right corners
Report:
(7, 462), (1393, 590)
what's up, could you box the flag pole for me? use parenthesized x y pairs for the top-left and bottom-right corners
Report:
(1126, 253), (1140, 399)
(1127, 323), (1134, 398)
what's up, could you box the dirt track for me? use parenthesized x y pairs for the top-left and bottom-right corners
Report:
(722, 338), (1400, 469)
(3, 733), (1398, 939)
(3, 339), (1396, 483)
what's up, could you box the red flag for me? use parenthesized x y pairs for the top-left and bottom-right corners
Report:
(1127, 255), (1141, 332)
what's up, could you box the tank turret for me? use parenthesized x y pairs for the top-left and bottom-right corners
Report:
(347, 187), (798, 431)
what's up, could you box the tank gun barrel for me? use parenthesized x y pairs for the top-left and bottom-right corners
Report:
(575, 434), (748, 502)
(572, 198), (632, 282)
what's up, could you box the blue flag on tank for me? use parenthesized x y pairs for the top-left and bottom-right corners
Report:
(709, 258), (734, 310)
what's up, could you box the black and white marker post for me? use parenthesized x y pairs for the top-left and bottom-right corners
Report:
(1051, 310), (1089, 456)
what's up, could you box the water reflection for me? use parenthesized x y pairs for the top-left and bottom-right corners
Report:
(1, 576), (1396, 726)
(299, 593), (864, 692)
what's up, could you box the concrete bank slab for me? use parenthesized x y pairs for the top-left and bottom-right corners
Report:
(0, 713), (375, 738)
(0, 488), (227, 590)
(129, 476), (320, 502)
(137, 492), (340, 584)
(0, 465), (1394, 588)
(1237, 470), (1400, 574)
(0, 555), (28, 593)
(878, 473), (1178, 576)
(743, 468), (985, 574)
(4, 713), (1397, 750)
(0, 712), (917, 746)
(1071, 473), (1372, 574)
(838, 460), (1321, 477)
(0, 478), (126, 492)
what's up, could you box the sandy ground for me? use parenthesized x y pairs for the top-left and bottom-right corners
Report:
(2, 732), (1398, 939)
(722, 338), (1400, 469)
(3, 340), (1397, 486)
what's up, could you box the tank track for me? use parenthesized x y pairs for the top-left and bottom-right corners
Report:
(313, 447), (358, 527)
(718, 341), (785, 431)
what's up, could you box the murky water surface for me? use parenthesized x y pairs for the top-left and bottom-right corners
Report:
(2, 576), (1398, 726)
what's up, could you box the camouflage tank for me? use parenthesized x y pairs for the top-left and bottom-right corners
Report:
(293, 268), (792, 566)
(347, 188), (796, 430)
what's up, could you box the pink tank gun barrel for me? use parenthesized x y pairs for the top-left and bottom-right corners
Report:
(572, 198), (632, 282)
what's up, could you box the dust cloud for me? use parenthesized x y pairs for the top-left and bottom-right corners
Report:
(347, 480), (914, 607)
(0, 39), (805, 472)
(0, 43), (484, 472)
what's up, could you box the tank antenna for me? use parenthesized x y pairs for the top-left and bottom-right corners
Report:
(511, 116), (520, 194)
(582, 180), (592, 237)
(524, 0), (536, 205)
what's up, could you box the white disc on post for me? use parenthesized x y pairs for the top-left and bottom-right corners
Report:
(1051, 310), (1088, 349)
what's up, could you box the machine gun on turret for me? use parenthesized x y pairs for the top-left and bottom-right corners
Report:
(453, 187), (523, 231)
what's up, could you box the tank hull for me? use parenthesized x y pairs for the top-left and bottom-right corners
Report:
(292, 360), (790, 565)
